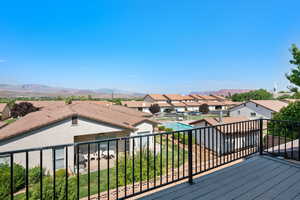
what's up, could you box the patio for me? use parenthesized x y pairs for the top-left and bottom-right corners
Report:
(140, 155), (300, 200)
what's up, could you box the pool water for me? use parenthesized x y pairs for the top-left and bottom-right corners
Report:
(163, 122), (193, 131)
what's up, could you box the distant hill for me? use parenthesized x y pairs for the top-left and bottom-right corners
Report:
(0, 84), (144, 98)
(190, 89), (253, 97)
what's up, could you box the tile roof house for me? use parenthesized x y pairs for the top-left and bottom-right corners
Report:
(0, 101), (158, 171)
(144, 94), (168, 103)
(190, 116), (258, 155)
(229, 100), (288, 119)
(121, 101), (152, 113)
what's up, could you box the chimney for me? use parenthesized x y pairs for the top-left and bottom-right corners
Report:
(219, 110), (223, 123)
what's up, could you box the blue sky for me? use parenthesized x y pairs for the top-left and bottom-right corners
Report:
(0, 0), (300, 93)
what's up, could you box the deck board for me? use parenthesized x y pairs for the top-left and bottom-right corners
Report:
(140, 156), (300, 200)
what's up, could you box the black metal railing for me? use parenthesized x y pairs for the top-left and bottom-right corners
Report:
(0, 119), (298, 200)
(263, 119), (300, 161)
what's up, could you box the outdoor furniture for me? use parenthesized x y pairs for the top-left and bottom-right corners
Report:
(102, 150), (115, 159)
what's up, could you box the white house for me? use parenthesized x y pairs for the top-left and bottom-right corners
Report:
(229, 100), (288, 119)
(0, 101), (158, 172)
(190, 116), (259, 155)
(184, 102), (201, 111)
(121, 101), (152, 113)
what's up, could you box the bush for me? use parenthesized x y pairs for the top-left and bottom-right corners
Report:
(11, 102), (39, 118)
(269, 101), (300, 139)
(149, 104), (160, 114)
(158, 126), (166, 131)
(165, 128), (173, 132)
(174, 132), (196, 144)
(30, 171), (77, 200)
(199, 104), (209, 114)
(0, 163), (25, 199)
(116, 150), (164, 186)
(29, 166), (46, 184)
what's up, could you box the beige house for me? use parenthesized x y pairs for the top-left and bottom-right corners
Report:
(190, 116), (258, 155)
(0, 101), (158, 172)
(0, 103), (11, 120)
(229, 100), (288, 119)
(121, 101), (152, 113)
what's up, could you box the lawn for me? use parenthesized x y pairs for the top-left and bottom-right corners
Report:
(14, 136), (187, 199)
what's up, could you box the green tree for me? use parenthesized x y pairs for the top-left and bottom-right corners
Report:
(149, 104), (160, 114)
(268, 102), (300, 139)
(286, 44), (300, 87)
(199, 103), (209, 114)
(230, 89), (273, 102)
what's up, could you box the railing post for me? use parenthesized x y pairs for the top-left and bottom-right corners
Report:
(259, 118), (264, 155)
(188, 130), (194, 184)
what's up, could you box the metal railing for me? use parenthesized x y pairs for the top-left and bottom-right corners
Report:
(0, 119), (298, 199)
(263, 119), (300, 161)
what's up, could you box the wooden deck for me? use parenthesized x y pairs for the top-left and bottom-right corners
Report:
(140, 156), (300, 200)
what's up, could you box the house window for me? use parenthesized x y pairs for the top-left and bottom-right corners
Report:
(251, 112), (256, 117)
(72, 116), (78, 125)
(237, 110), (241, 115)
(138, 107), (143, 111)
(54, 148), (65, 170)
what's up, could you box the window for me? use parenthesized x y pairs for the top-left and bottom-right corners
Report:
(237, 110), (241, 115)
(54, 148), (65, 170)
(72, 115), (78, 125)
(251, 112), (256, 117)
(138, 107), (143, 111)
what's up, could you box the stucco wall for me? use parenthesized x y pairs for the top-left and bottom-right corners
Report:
(130, 122), (154, 151)
(192, 121), (259, 155)
(0, 117), (124, 172)
(186, 106), (199, 112)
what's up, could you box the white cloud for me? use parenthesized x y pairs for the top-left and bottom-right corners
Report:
(0, 59), (7, 63)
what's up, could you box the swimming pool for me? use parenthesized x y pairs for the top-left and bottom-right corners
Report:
(163, 122), (193, 131)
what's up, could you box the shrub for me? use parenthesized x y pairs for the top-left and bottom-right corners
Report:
(199, 104), (209, 114)
(30, 171), (77, 200)
(29, 166), (46, 184)
(165, 128), (173, 132)
(65, 97), (72, 105)
(0, 163), (25, 199)
(149, 104), (160, 114)
(268, 102), (300, 139)
(158, 126), (166, 131)
(116, 151), (164, 186)
(174, 132), (196, 144)
(11, 102), (39, 118)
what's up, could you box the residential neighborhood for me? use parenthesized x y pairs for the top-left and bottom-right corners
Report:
(1, 1), (300, 199)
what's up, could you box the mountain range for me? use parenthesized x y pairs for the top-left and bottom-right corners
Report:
(0, 84), (144, 98)
(0, 84), (252, 98)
